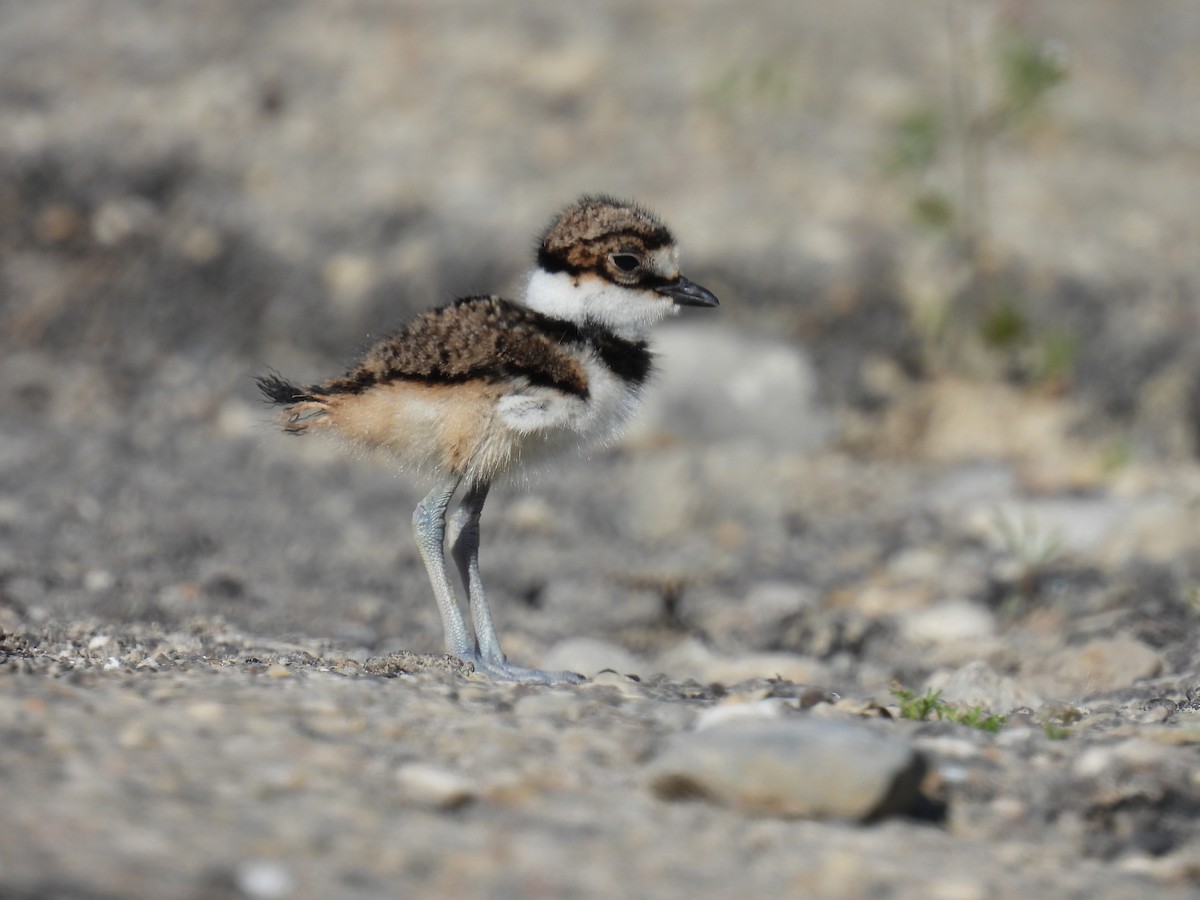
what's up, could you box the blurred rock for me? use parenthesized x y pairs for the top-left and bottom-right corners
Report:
(693, 699), (790, 731)
(394, 763), (477, 810)
(92, 196), (159, 246)
(322, 252), (378, 314)
(928, 661), (1042, 713)
(928, 462), (1018, 509)
(511, 689), (593, 721)
(1027, 637), (1164, 698)
(34, 202), (85, 244)
(620, 441), (802, 554)
(234, 860), (296, 900)
(697, 580), (820, 649)
(898, 601), (996, 646)
(1100, 493), (1200, 566)
(631, 323), (834, 451)
(893, 379), (1103, 488)
(648, 719), (926, 820)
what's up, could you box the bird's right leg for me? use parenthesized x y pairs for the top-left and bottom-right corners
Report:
(446, 480), (584, 685)
(412, 475), (473, 662)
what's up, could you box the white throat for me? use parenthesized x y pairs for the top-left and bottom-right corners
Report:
(524, 269), (677, 339)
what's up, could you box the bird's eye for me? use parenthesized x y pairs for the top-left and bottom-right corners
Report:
(610, 253), (641, 273)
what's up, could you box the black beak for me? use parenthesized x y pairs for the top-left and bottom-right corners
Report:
(657, 275), (720, 308)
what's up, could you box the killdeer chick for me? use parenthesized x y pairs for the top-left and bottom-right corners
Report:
(258, 195), (718, 683)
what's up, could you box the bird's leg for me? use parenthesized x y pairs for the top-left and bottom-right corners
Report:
(447, 481), (584, 685)
(412, 476), (473, 662)
(446, 481), (503, 664)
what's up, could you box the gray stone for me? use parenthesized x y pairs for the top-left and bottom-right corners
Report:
(234, 860), (296, 900)
(898, 602), (996, 646)
(929, 661), (1042, 713)
(647, 719), (926, 820)
(630, 323), (835, 451)
(1028, 637), (1164, 698)
(393, 763), (478, 810)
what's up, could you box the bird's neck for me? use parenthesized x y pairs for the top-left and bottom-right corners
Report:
(523, 268), (674, 342)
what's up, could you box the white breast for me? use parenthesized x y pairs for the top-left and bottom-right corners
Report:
(496, 348), (644, 463)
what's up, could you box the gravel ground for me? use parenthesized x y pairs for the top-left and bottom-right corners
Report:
(4, 2), (1200, 898)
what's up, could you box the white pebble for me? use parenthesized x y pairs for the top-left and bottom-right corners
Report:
(394, 763), (477, 810)
(235, 860), (295, 899)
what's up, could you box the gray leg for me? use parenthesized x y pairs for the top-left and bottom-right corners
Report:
(446, 482), (504, 664)
(412, 476), (473, 661)
(446, 481), (584, 685)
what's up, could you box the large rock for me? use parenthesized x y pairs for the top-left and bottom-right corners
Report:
(647, 719), (926, 820)
(929, 660), (1043, 713)
(630, 323), (834, 451)
(1027, 637), (1164, 698)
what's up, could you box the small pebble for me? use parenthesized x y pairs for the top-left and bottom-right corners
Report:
(914, 735), (983, 760)
(234, 859), (295, 899)
(83, 569), (115, 593)
(394, 763), (477, 810)
(693, 699), (788, 731)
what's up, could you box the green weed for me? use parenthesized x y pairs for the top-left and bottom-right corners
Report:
(1042, 722), (1070, 740)
(1037, 703), (1083, 740)
(891, 686), (1007, 732)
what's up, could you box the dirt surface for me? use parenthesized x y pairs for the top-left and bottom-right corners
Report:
(4, 2), (1200, 898)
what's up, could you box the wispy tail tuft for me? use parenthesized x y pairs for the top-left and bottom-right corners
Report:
(256, 371), (315, 406)
(255, 371), (327, 434)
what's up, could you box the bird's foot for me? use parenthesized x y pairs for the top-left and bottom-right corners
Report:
(463, 654), (585, 685)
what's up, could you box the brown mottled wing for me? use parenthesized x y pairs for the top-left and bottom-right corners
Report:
(326, 296), (589, 398)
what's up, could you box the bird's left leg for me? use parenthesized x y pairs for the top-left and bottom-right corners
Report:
(447, 481), (583, 685)
(412, 475), (473, 662)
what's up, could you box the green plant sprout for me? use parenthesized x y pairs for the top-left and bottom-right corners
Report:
(891, 686), (1007, 732)
(1042, 722), (1070, 740)
(1037, 703), (1083, 740)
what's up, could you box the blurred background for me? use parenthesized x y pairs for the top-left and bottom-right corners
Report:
(3, 0), (1199, 685)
